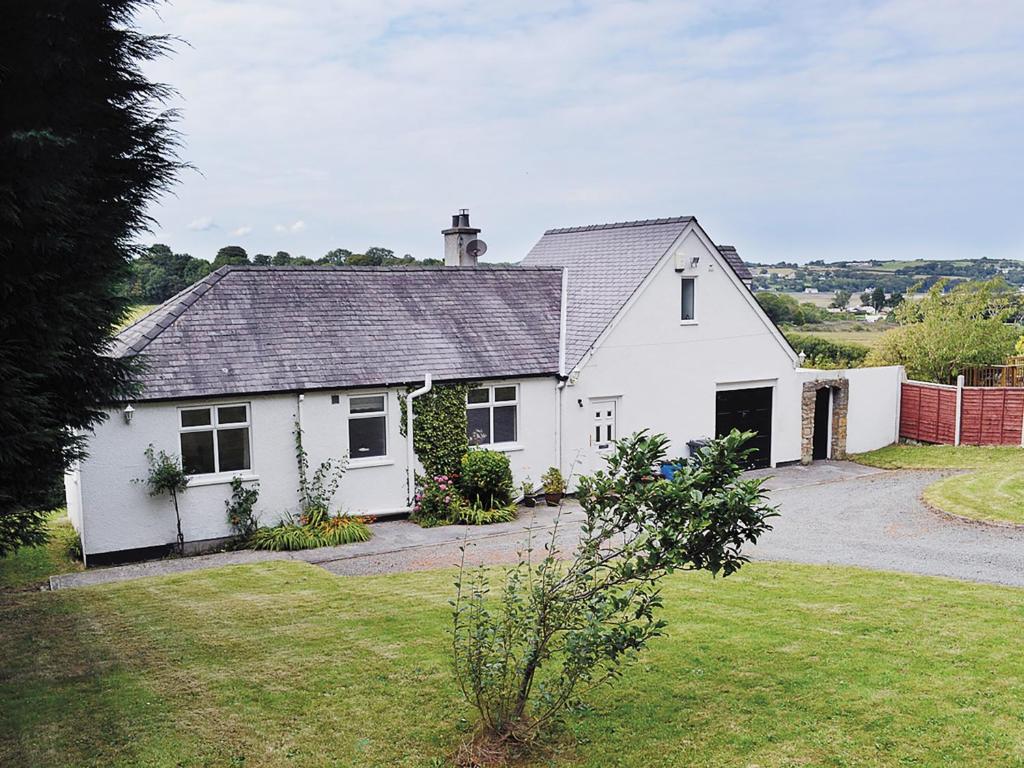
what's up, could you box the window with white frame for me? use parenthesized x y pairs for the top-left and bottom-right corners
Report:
(681, 277), (696, 321)
(179, 403), (252, 476)
(467, 384), (518, 446)
(348, 393), (387, 459)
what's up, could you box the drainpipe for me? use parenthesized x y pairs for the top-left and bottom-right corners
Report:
(405, 374), (433, 503)
(555, 379), (566, 474)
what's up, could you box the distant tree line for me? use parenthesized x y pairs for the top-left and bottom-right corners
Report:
(125, 244), (443, 303)
(749, 257), (1024, 295)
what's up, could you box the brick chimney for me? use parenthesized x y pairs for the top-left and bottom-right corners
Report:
(442, 209), (481, 267)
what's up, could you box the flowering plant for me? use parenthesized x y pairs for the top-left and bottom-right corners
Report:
(412, 473), (464, 527)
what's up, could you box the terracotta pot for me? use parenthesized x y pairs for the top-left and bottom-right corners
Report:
(544, 492), (563, 507)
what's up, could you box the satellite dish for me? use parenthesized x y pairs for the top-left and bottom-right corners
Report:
(465, 239), (488, 259)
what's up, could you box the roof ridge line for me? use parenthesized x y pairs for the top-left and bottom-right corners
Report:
(544, 216), (693, 236)
(219, 264), (563, 272)
(120, 266), (234, 356)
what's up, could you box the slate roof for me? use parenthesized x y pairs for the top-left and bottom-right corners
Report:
(113, 266), (564, 401)
(716, 245), (753, 281)
(521, 217), (758, 369)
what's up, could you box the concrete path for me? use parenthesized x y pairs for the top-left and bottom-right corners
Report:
(50, 461), (1024, 590)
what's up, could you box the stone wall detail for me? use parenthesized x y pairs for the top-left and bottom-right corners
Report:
(800, 379), (849, 464)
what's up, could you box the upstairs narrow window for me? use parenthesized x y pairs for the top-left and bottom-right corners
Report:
(681, 277), (696, 321)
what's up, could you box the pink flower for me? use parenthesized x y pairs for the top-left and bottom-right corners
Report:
(439, 483), (447, 491)
(444, 495), (451, 503)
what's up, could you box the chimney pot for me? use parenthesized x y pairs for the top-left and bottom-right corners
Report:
(442, 209), (482, 267)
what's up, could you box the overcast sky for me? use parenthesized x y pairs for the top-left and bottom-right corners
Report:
(137, 1), (1024, 265)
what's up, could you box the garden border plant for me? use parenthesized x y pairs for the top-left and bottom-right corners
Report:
(138, 445), (189, 555)
(451, 429), (776, 765)
(249, 420), (370, 551)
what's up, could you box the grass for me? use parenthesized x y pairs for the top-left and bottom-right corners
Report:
(801, 328), (889, 350)
(2, 560), (1024, 767)
(0, 512), (83, 590)
(854, 444), (1024, 524)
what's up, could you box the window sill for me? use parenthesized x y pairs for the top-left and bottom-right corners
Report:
(186, 473), (259, 488)
(347, 457), (395, 469)
(679, 320), (699, 326)
(475, 442), (524, 453)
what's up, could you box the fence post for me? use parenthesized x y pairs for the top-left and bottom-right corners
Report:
(954, 374), (964, 446)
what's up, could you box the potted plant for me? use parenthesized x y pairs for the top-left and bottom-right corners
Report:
(520, 478), (536, 507)
(540, 467), (566, 506)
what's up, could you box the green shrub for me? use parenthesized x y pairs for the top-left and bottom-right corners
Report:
(786, 332), (869, 369)
(412, 473), (462, 527)
(225, 477), (259, 537)
(448, 501), (517, 526)
(460, 450), (514, 509)
(400, 383), (470, 478)
(540, 466), (566, 495)
(250, 514), (371, 551)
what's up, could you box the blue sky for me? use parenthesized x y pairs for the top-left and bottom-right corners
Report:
(137, 1), (1024, 264)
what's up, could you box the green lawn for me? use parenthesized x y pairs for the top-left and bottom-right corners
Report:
(2, 561), (1023, 767)
(0, 512), (83, 590)
(855, 444), (1024, 525)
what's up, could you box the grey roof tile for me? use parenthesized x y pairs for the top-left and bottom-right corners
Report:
(521, 217), (692, 368)
(717, 245), (753, 281)
(521, 217), (753, 369)
(113, 266), (563, 401)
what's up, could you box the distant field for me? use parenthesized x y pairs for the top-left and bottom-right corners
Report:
(781, 291), (837, 307)
(804, 328), (888, 350)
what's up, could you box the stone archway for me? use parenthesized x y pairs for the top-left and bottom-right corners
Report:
(800, 379), (849, 464)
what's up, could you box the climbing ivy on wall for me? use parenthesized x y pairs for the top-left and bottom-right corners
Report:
(400, 383), (470, 478)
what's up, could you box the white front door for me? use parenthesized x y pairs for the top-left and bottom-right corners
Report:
(591, 399), (617, 454)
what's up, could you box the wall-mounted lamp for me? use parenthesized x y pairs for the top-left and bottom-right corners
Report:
(577, 398), (583, 408)
(798, 351), (807, 366)
(690, 256), (700, 269)
(122, 404), (135, 424)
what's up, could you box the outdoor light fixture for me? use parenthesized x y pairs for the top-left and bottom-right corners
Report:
(690, 256), (700, 268)
(798, 351), (807, 365)
(578, 398), (584, 408)
(122, 404), (135, 424)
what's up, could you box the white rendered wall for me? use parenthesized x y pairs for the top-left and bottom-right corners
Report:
(74, 378), (559, 555)
(796, 365), (903, 454)
(560, 226), (803, 481)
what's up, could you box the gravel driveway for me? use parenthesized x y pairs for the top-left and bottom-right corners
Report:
(51, 461), (1024, 589)
(748, 461), (1024, 587)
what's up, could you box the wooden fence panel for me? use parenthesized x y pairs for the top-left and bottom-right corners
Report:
(960, 388), (1024, 445)
(901, 381), (1024, 446)
(899, 382), (957, 444)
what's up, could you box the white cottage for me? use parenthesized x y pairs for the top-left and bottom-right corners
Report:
(66, 213), (902, 562)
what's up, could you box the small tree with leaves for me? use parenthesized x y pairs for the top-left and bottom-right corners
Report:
(140, 445), (189, 555)
(451, 430), (775, 763)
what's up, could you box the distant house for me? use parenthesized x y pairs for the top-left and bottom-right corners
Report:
(66, 213), (902, 562)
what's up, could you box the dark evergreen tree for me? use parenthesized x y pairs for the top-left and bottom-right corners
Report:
(212, 245), (249, 268)
(0, 1), (182, 554)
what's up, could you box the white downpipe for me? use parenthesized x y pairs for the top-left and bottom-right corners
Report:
(406, 373), (433, 502)
(555, 380), (566, 474)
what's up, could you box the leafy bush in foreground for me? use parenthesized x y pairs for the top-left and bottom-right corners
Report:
(451, 430), (775, 764)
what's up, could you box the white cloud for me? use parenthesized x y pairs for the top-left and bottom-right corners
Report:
(139, 1), (1024, 263)
(186, 216), (216, 232)
(273, 220), (306, 234)
(231, 225), (253, 236)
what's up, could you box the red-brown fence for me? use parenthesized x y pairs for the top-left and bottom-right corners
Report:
(900, 380), (1024, 446)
